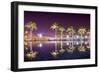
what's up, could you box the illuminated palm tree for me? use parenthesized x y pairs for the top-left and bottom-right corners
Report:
(78, 28), (86, 52)
(78, 45), (86, 52)
(25, 21), (37, 31)
(50, 22), (59, 57)
(24, 30), (29, 50)
(66, 26), (75, 40)
(85, 30), (90, 50)
(50, 22), (59, 34)
(67, 46), (75, 53)
(26, 51), (38, 60)
(59, 26), (65, 53)
(78, 28), (86, 39)
(25, 21), (37, 50)
(66, 26), (75, 53)
(25, 21), (38, 58)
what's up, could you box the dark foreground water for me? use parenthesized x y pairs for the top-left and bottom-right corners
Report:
(24, 41), (90, 62)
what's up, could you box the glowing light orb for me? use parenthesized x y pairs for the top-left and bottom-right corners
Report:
(38, 33), (43, 38)
(66, 35), (69, 39)
(76, 42), (79, 45)
(38, 43), (43, 47)
(84, 35), (88, 39)
(76, 35), (79, 39)
(66, 42), (69, 45)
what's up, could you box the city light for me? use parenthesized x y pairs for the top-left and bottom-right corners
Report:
(38, 43), (43, 47)
(38, 33), (43, 38)
(76, 35), (79, 39)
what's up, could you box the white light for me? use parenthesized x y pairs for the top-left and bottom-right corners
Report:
(84, 35), (88, 39)
(38, 33), (43, 38)
(66, 35), (69, 38)
(66, 42), (69, 45)
(76, 35), (79, 39)
(38, 43), (43, 47)
(76, 42), (79, 45)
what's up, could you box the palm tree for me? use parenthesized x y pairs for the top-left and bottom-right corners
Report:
(59, 26), (65, 53)
(26, 51), (38, 60)
(66, 26), (75, 53)
(25, 21), (37, 31)
(24, 30), (29, 50)
(78, 28), (86, 52)
(25, 21), (38, 58)
(25, 21), (37, 50)
(78, 27), (86, 39)
(50, 22), (59, 35)
(50, 22), (59, 57)
(67, 46), (75, 53)
(78, 45), (86, 52)
(66, 26), (75, 41)
(86, 30), (90, 50)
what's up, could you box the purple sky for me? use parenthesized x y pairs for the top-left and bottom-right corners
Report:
(24, 11), (90, 37)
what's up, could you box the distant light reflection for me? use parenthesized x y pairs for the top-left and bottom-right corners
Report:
(38, 43), (43, 47)
(38, 33), (43, 38)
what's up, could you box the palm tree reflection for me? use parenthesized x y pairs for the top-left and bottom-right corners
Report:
(50, 22), (59, 57)
(78, 28), (86, 52)
(25, 21), (38, 59)
(26, 51), (38, 60)
(66, 26), (75, 53)
(59, 26), (65, 53)
(24, 21), (90, 59)
(86, 30), (90, 50)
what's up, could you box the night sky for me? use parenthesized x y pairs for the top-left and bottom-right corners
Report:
(24, 11), (90, 37)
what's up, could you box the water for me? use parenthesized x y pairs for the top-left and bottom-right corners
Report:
(24, 41), (90, 62)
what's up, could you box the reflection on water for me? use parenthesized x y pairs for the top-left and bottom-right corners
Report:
(24, 40), (90, 61)
(24, 21), (90, 61)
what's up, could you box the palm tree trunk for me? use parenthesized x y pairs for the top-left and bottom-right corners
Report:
(60, 31), (63, 49)
(81, 34), (82, 46)
(72, 33), (74, 48)
(80, 34), (84, 51)
(29, 30), (32, 51)
(55, 29), (57, 52)
(69, 32), (71, 48)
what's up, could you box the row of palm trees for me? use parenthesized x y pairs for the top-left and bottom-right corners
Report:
(50, 22), (89, 40)
(24, 21), (90, 59)
(50, 22), (90, 57)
